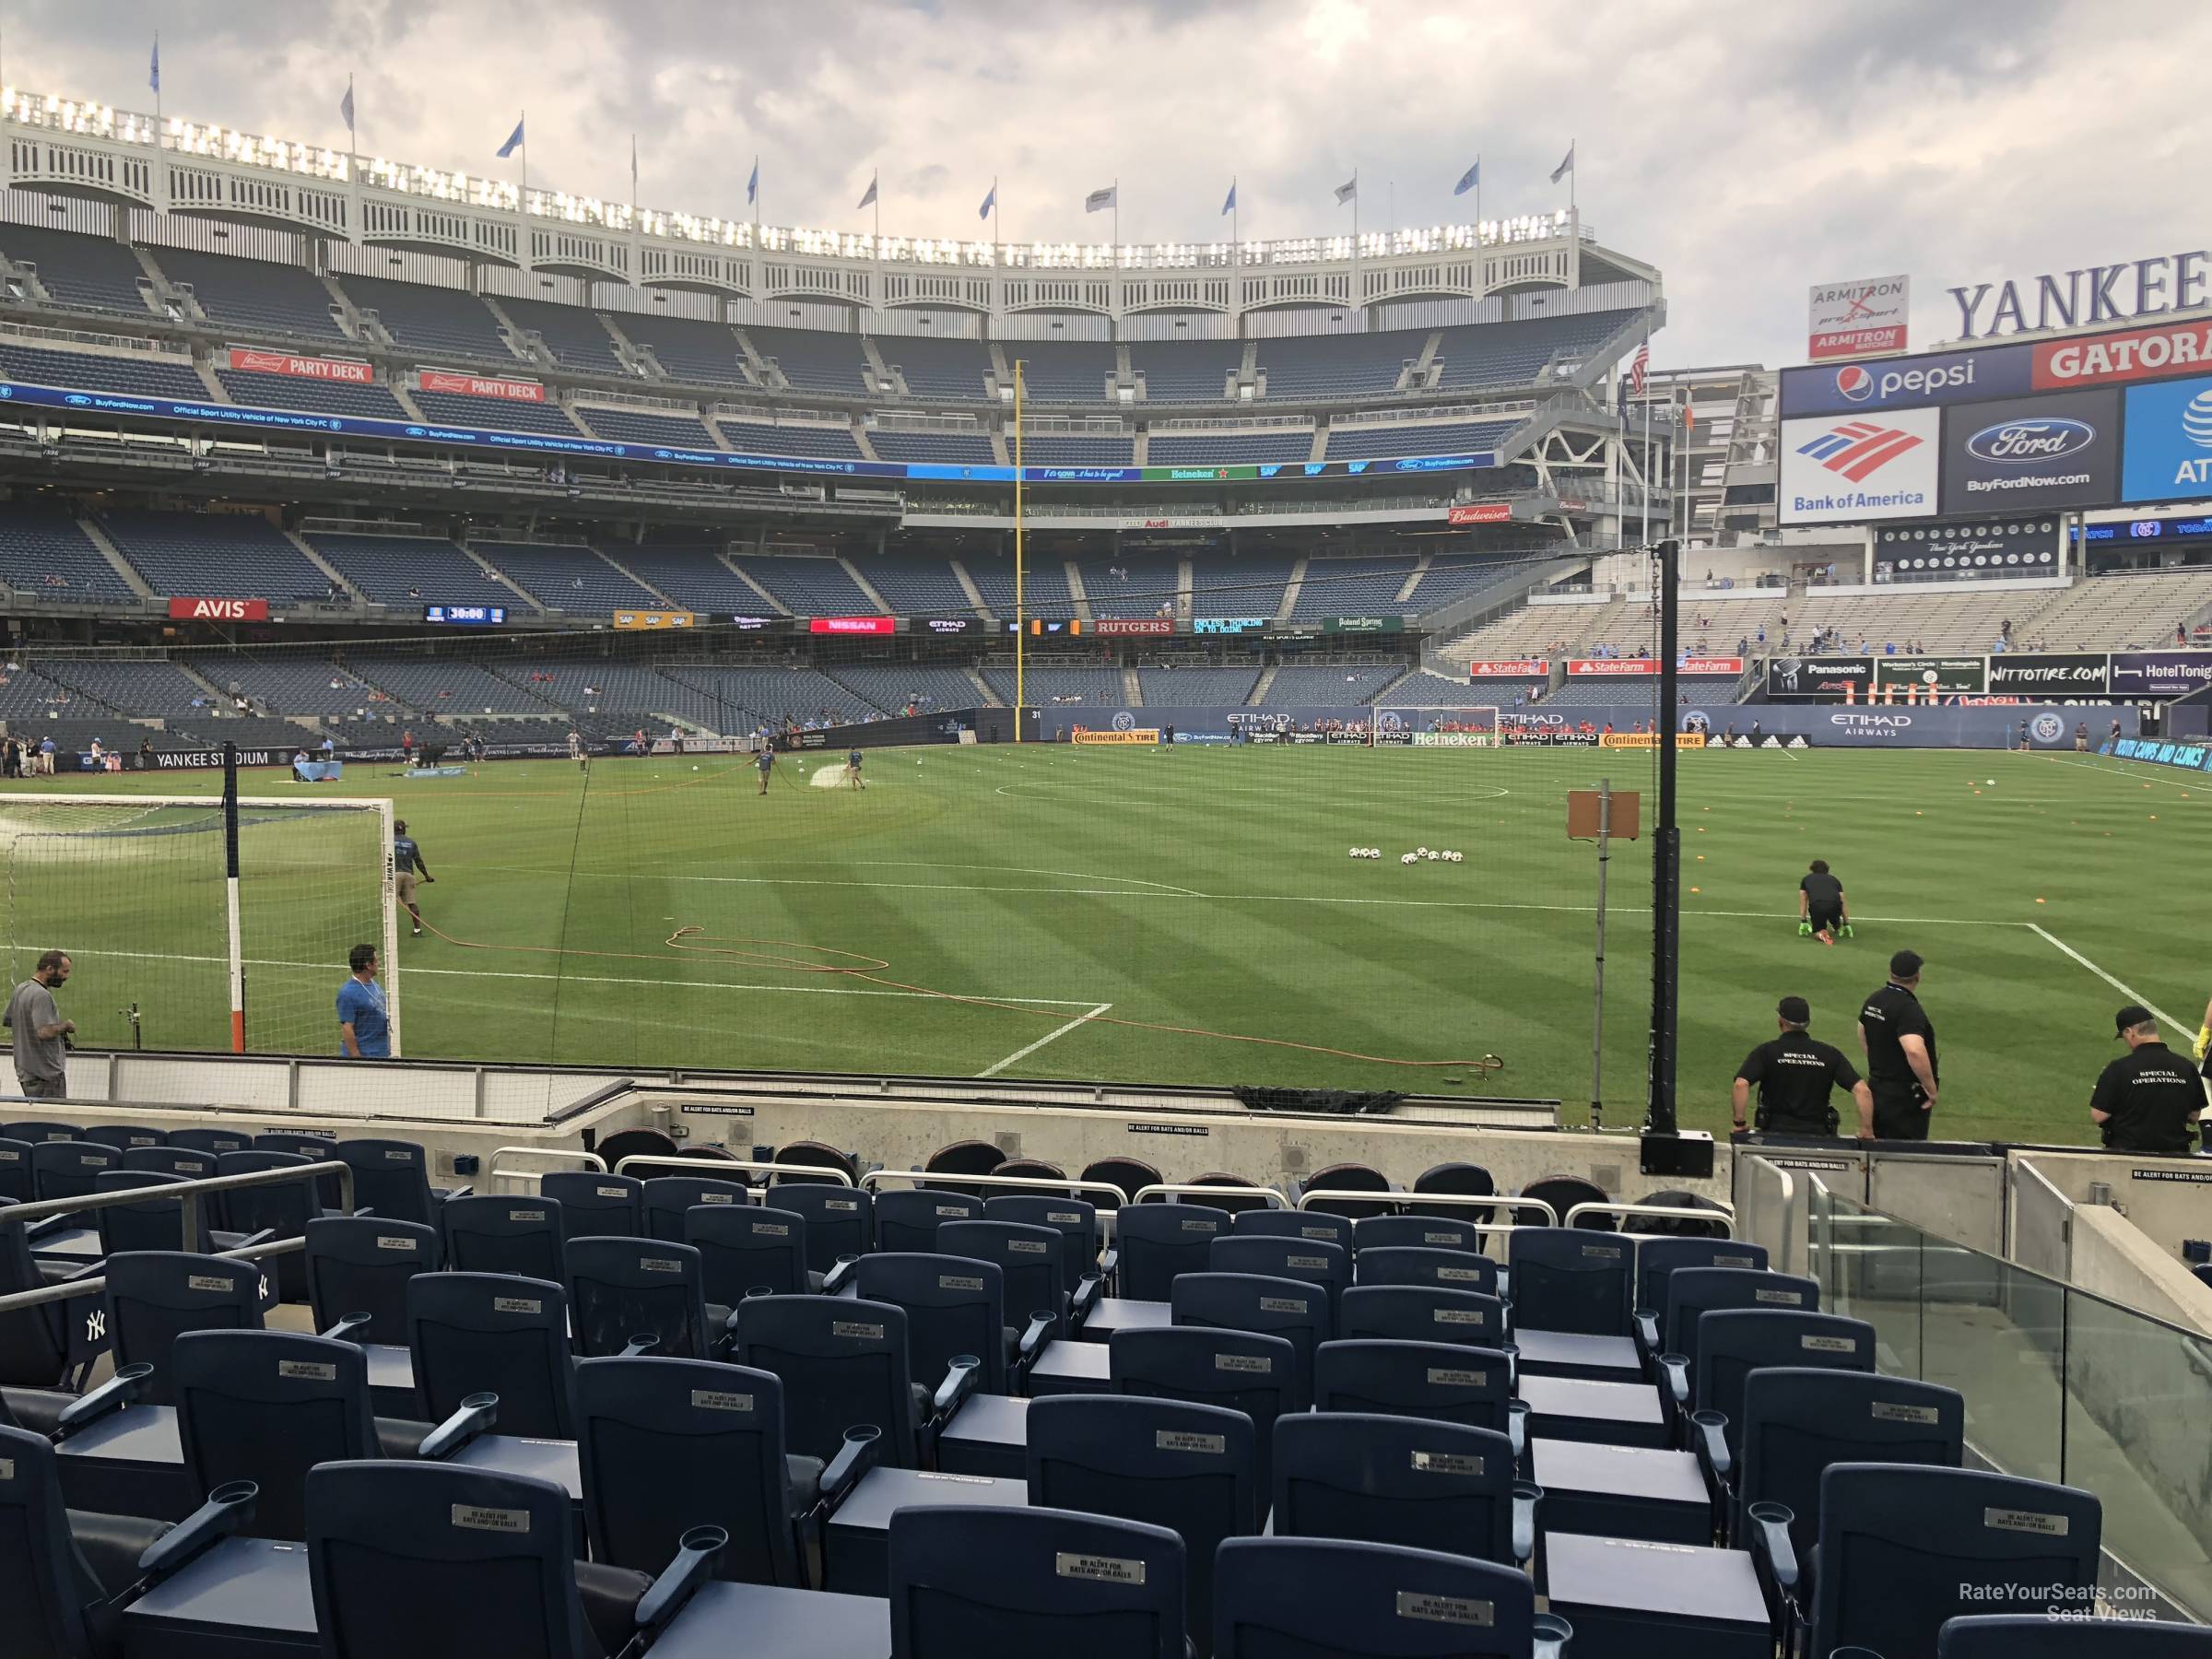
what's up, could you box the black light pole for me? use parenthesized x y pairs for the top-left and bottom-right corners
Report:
(1647, 538), (1681, 1137)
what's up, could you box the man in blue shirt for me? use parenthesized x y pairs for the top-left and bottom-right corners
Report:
(336, 944), (389, 1058)
(392, 819), (434, 937)
(847, 747), (865, 790)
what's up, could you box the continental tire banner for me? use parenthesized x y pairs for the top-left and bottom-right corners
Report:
(1599, 731), (1707, 749)
(1073, 728), (1161, 746)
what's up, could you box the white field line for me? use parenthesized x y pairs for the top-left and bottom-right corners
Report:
(2036, 752), (2206, 794)
(977, 1003), (1113, 1077)
(2027, 924), (2185, 1031)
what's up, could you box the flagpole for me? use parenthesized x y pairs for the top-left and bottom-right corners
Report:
(1351, 167), (1360, 321)
(1641, 335), (1652, 552)
(1571, 135), (1577, 216)
(1112, 177), (1119, 261)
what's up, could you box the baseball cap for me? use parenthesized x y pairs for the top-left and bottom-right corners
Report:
(1777, 995), (1811, 1025)
(1888, 950), (1924, 980)
(2113, 1005), (2156, 1038)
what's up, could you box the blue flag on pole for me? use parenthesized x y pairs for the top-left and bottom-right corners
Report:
(339, 83), (355, 136)
(979, 181), (996, 221)
(1221, 181), (1236, 216)
(1550, 144), (1575, 183)
(747, 158), (759, 206)
(497, 117), (524, 159)
(856, 173), (878, 210)
(1453, 159), (1478, 196)
(148, 38), (160, 95)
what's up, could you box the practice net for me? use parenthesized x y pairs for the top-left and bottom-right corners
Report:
(0, 794), (396, 1057)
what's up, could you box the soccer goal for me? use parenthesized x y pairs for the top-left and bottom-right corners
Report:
(0, 793), (399, 1057)
(1371, 705), (1502, 747)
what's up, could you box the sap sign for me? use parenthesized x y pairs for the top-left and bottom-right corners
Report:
(1779, 346), (2031, 418)
(2119, 374), (2212, 503)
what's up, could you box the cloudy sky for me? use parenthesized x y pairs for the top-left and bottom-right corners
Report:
(10, 0), (2207, 367)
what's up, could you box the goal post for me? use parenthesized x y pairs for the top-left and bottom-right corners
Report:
(1371, 704), (1503, 747)
(0, 790), (398, 1058)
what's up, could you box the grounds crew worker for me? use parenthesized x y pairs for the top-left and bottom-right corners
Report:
(2088, 1006), (2205, 1153)
(1858, 949), (1938, 1138)
(1734, 994), (1875, 1139)
(1798, 859), (1848, 946)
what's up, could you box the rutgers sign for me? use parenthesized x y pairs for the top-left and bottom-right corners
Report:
(168, 597), (269, 621)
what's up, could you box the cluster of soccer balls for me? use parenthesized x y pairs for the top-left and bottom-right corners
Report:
(1348, 846), (1464, 864)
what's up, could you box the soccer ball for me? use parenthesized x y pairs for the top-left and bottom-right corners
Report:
(1424, 850), (1439, 861)
(1985, 778), (1995, 785)
(1401, 853), (1417, 865)
(1348, 847), (1360, 858)
(1416, 846), (1429, 856)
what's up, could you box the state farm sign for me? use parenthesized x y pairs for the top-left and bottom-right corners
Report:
(1680, 657), (1745, 675)
(168, 597), (269, 621)
(1447, 502), (1513, 524)
(227, 347), (373, 384)
(418, 369), (546, 403)
(1467, 659), (1548, 677)
(1567, 658), (1658, 676)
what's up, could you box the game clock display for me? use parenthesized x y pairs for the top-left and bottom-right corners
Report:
(422, 605), (506, 626)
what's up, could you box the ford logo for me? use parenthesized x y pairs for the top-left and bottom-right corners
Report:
(1965, 417), (2094, 464)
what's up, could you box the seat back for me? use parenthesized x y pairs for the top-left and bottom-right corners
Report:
(92, 1167), (194, 1255)
(574, 1355), (801, 1586)
(1, 1121), (80, 1146)
(1273, 1413), (1519, 1564)
(888, 1503), (1186, 1659)
(1029, 1394), (1253, 1643)
(1170, 1272), (1329, 1409)
(104, 1250), (265, 1405)
(1079, 1157), (1160, 1208)
(777, 1184), (873, 1272)
(1298, 1162), (1390, 1220)
(768, 1139), (856, 1187)
(939, 1219), (1066, 1335)
(216, 1149), (323, 1301)
(172, 1329), (379, 1539)
(986, 1194), (1097, 1288)
(1633, 1236), (1770, 1336)
(853, 1252), (1008, 1395)
(304, 1216), (441, 1345)
(1629, 1189), (1732, 1238)
(1737, 1370), (1963, 1560)
(1660, 1267), (1818, 1366)
(1938, 1614), (2212, 1655)
(564, 1236), (715, 1359)
(441, 1194), (565, 1281)
(727, 1293), (915, 1467)
(874, 1187), (983, 1255)
(305, 1461), (596, 1659)
(1110, 1326), (1296, 1524)
(122, 1146), (218, 1182)
(168, 1126), (253, 1159)
(640, 1175), (748, 1242)
(0, 1138), (30, 1204)
(0, 1218), (71, 1386)
(1809, 1465), (2101, 1659)
(0, 1422), (104, 1659)
(1413, 1161), (1497, 1197)
(1115, 1204), (1230, 1302)
(1186, 1173), (1274, 1216)
(1506, 1227), (1633, 1336)
(920, 1138), (1006, 1200)
(1230, 1209), (1353, 1253)
(539, 1171), (643, 1242)
(1353, 1215), (1485, 1255)
(1208, 1235), (1348, 1320)
(1313, 1339), (1514, 1435)
(1519, 1174), (1611, 1230)
(30, 1140), (117, 1205)
(1691, 1309), (1874, 1465)
(1338, 1285), (1506, 1350)
(687, 1204), (812, 1304)
(406, 1272), (575, 1438)
(1212, 1535), (1547, 1659)
(335, 1139), (439, 1228)
(80, 1124), (166, 1153)
(251, 1134), (345, 1210)
(1353, 1246), (1500, 1296)
(990, 1157), (1067, 1200)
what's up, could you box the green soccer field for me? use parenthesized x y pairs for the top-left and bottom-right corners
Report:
(3, 742), (2204, 1146)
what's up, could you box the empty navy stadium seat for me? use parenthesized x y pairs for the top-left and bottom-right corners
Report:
(940, 1218), (1068, 1341)
(30, 1142), (117, 1207)
(986, 1194), (1100, 1292)
(876, 1188), (984, 1256)
(1354, 1246), (1500, 1297)
(441, 1194), (566, 1282)
(3, 1121), (85, 1147)
(565, 1236), (724, 1360)
(1685, 1309), (1874, 1504)
(1298, 1163), (1391, 1220)
(1519, 1175), (1612, 1230)
(1631, 1237), (1771, 1363)
(406, 1271), (576, 1439)
(1231, 1209), (1353, 1253)
(0, 1421), (181, 1659)
(305, 1215), (441, 1345)
(1354, 1214), (1486, 1255)
(0, 1215), (79, 1388)
(167, 1127), (253, 1159)
(688, 1203), (819, 1304)
(640, 1175), (749, 1241)
(1212, 1535), (1569, 1658)
(1116, 1204), (1230, 1302)
(1171, 1273), (1328, 1409)
(1339, 1284), (1506, 1349)
(1080, 1158), (1160, 1207)
(79, 1124), (166, 1154)
(92, 1168), (258, 1257)
(1732, 1369), (1963, 1555)
(1939, 1614), (2212, 1654)
(854, 1252), (1010, 1397)
(217, 1150), (325, 1302)
(121, 1147), (217, 1183)
(103, 1251), (265, 1406)
(335, 1139), (444, 1228)
(776, 1184), (873, 1273)
(540, 1171), (643, 1242)
(0, 1137), (32, 1204)
(728, 1293), (921, 1467)
(1110, 1326), (1296, 1526)
(1208, 1234), (1348, 1320)
(1508, 1228), (1634, 1336)
(1313, 1340), (1524, 1448)
(1656, 1268), (1819, 1434)
(1273, 1412), (1534, 1571)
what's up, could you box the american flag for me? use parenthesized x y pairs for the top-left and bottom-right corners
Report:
(1630, 342), (1650, 396)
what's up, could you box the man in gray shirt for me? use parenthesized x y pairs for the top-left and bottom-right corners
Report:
(5, 950), (75, 1098)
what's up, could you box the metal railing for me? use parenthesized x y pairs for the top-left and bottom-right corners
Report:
(1297, 1189), (1559, 1226)
(861, 1169), (1128, 1206)
(486, 1147), (606, 1195)
(1563, 1199), (1735, 1236)
(1733, 1155), (1800, 1275)
(1128, 1182), (1287, 1210)
(613, 1153), (854, 1188)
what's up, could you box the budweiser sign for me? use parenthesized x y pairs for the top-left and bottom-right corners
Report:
(418, 369), (546, 403)
(1447, 502), (1513, 525)
(1567, 658), (1658, 676)
(1093, 618), (1176, 636)
(227, 347), (373, 384)
(168, 597), (269, 621)
(1467, 659), (1549, 677)
(1681, 657), (1745, 675)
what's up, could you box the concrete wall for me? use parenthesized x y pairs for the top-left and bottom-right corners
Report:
(2015, 1151), (2212, 1261)
(2071, 1206), (2212, 1337)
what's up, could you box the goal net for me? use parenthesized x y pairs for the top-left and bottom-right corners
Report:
(1372, 705), (1502, 747)
(0, 794), (397, 1058)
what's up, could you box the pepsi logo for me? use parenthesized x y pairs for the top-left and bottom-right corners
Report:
(1836, 365), (1874, 402)
(1964, 418), (2095, 464)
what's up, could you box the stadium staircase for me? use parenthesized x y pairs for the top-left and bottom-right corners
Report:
(596, 548), (677, 606)
(949, 560), (989, 615)
(988, 427), (1009, 465)
(284, 532), (366, 605)
(1247, 665), (1279, 704)
(1275, 559), (1307, 626)
(1409, 332), (1443, 389)
(850, 425), (880, 463)
(1122, 666), (1143, 705)
(173, 659), (229, 707)
(1175, 557), (1194, 621)
(594, 312), (655, 381)
(961, 665), (998, 704)
(191, 355), (228, 401)
(477, 297), (537, 368)
(1397, 556), (1430, 606)
(858, 336), (894, 396)
(1065, 562), (1094, 621)
(76, 518), (156, 601)
(1306, 427), (1329, 464)
(726, 559), (792, 616)
(463, 544), (544, 612)
(839, 558), (893, 615)
(1131, 427), (1148, 465)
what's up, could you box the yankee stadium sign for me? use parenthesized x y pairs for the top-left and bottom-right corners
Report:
(1949, 251), (2212, 339)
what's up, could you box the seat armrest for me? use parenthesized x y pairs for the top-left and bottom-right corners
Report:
(1095, 1246), (1119, 1281)
(1690, 1408), (1732, 1479)
(931, 1355), (982, 1420)
(618, 1332), (660, 1359)
(1070, 1273), (1104, 1324)
(1510, 1479), (1541, 1567)
(1533, 1612), (1572, 1659)
(418, 1392), (498, 1461)
(1633, 1308), (1659, 1354)
(1747, 1500), (1800, 1597)
(435, 1184), (473, 1204)
(821, 1255), (860, 1296)
(319, 1311), (373, 1345)
(136, 1481), (257, 1579)
(1016, 1312), (1053, 1365)
(632, 1524), (727, 1636)
(1506, 1399), (1530, 1464)
(818, 1425), (881, 1510)
(25, 1213), (73, 1241)
(1658, 1353), (1690, 1408)
(53, 1363), (152, 1441)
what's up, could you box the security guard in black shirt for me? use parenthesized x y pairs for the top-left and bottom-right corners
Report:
(2089, 1006), (2206, 1153)
(1859, 949), (1938, 1139)
(1734, 995), (1876, 1138)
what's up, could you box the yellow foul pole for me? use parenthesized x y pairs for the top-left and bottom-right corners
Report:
(1014, 358), (1026, 740)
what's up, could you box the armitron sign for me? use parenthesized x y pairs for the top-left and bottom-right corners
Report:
(168, 597), (269, 621)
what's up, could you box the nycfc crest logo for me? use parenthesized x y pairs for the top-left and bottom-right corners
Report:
(2030, 712), (2065, 745)
(1111, 711), (1136, 731)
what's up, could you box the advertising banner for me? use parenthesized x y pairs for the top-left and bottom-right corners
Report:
(2109, 651), (2212, 696)
(612, 610), (694, 629)
(2119, 373), (2212, 504)
(2112, 737), (2212, 774)
(166, 596), (269, 621)
(1323, 616), (1406, 634)
(809, 616), (897, 635)
(1567, 658), (1658, 677)
(1937, 390), (2121, 514)
(1468, 659), (1549, 678)
(1092, 618), (1175, 636)
(1447, 502), (1514, 524)
(1779, 406), (1941, 524)
(1680, 657), (1745, 675)
(1193, 618), (1269, 634)
(1779, 346), (2032, 418)
(2031, 317), (2212, 389)
(910, 616), (984, 636)
(1875, 657), (1987, 696)
(1410, 732), (1501, 747)
(227, 347), (373, 384)
(1873, 518), (2062, 582)
(1072, 728), (1161, 746)
(1765, 655), (1875, 697)
(1599, 731), (1707, 749)
(1984, 653), (2112, 696)
(418, 369), (546, 403)
(1807, 276), (1910, 360)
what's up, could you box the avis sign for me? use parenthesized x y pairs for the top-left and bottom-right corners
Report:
(167, 597), (269, 621)
(1808, 276), (1909, 361)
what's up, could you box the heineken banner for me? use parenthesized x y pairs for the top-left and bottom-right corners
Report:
(1874, 657), (1987, 696)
